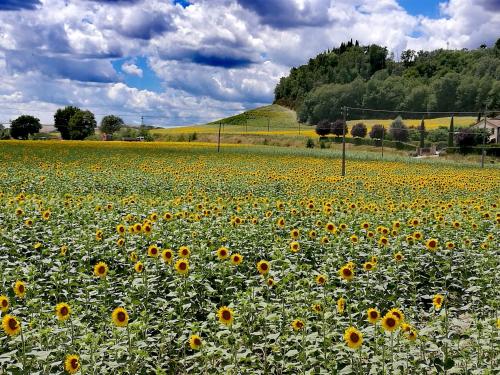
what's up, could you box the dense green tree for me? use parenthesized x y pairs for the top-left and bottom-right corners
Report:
(369, 124), (385, 139)
(68, 110), (97, 140)
(448, 116), (454, 147)
(331, 119), (347, 137)
(100, 115), (124, 135)
(419, 118), (426, 148)
(10, 115), (42, 139)
(54, 106), (80, 140)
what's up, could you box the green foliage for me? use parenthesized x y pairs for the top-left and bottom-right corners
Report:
(305, 138), (315, 148)
(54, 106), (80, 140)
(331, 119), (348, 137)
(369, 124), (385, 139)
(0, 123), (10, 139)
(276, 42), (500, 122)
(10, 115), (42, 139)
(100, 115), (124, 135)
(315, 119), (331, 136)
(389, 116), (409, 142)
(68, 110), (97, 140)
(427, 127), (450, 143)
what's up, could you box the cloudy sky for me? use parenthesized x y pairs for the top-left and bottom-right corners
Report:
(0, 0), (498, 126)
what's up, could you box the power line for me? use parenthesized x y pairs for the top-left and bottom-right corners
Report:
(345, 106), (499, 115)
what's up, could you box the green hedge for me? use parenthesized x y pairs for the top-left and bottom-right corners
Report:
(445, 145), (500, 156)
(319, 136), (417, 151)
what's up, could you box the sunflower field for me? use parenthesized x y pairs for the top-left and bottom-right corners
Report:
(0, 140), (499, 374)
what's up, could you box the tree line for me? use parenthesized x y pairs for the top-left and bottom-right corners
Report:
(0, 107), (148, 140)
(274, 39), (500, 124)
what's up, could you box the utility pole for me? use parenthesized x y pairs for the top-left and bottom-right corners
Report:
(217, 122), (221, 153)
(245, 114), (248, 133)
(341, 106), (347, 176)
(381, 126), (384, 158)
(267, 117), (270, 133)
(481, 108), (487, 168)
(141, 116), (144, 127)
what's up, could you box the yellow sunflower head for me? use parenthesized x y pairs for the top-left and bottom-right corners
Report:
(64, 354), (80, 374)
(56, 302), (72, 321)
(2, 314), (21, 336)
(315, 274), (327, 286)
(406, 329), (418, 341)
(179, 246), (190, 258)
(111, 307), (129, 327)
(189, 334), (202, 350)
(116, 224), (126, 235)
(426, 238), (438, 251)
(339, 265), (354, 281)
(289, 241), (300, 253)
(134, 261), (144, 273)
(337, 297), (346, 314)
(216, 247), (230, 260)
(367, 308), (380, 324)
(147, 245), (160, 258)
(363, 262), (376, 271)
(394, 252), (404, 262)
(312, 304), (322, 313)
(389, 308), (405, 322)
(290, 229), (299, 239)
(13, 280), (26, 298)
(257, 260), (270, 275)
(93, 262), (109, 278)
(230, 253), (243, 266)
(291, 319), (305, 331)
(381, 313), (400, 332)
(344, 326), (363, 349)
(433, 294), (444, 310)
(175, 259), (189, 275)
(161, 249), (174, 264)
(217, 306), (234, 326)
(0, 295), (9, 312)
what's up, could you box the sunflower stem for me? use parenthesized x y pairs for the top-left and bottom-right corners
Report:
(20, 325), (27, 371)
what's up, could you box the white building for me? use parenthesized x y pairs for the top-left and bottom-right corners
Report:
(472, 117), (500, 144)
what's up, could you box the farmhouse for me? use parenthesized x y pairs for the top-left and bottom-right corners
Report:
(472, 116), (500, 143)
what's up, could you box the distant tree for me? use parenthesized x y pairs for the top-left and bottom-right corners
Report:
(419, 118), (426, 148)
(401, 49), (416, 67)
(351, 122), (367, 138)
(496, 38), (500, 49)
(315, 119), (331, 136)
(331, 119), (347, 137)
(455, 127), (484, 152)
(427, 127), (450, 143)
(448, 116), (454, 147)
(389, 116), (409, 142)
(10, 115), (42, 139)
(68, 110), (97, 140)
(369, 124), (385, 139)
(100, 115), (124, 135)
(0, 123), (9, 140)
(54, 106), (80, 140)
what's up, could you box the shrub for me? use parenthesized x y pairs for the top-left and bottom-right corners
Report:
(306, 138), (315, 148)
(389, 116), (409, 142)
(100, 115), (124, 135)
(455, 127), (488, 152)
(68, 110), (97, 140)
(350, 122), (367, 138)
(315, 119), (331, 136)
(331, 119), (347, 137)
(369, 124), (385, 139)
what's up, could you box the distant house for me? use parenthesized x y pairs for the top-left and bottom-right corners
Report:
(471, 117), (500, 143)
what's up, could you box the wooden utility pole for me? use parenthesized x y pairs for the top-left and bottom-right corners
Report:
(267, 117), (270, 133)
(381, 126), (384, 158)
(481, 109), (487, 168)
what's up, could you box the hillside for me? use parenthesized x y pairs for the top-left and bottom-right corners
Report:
(274, 40), (500, 124)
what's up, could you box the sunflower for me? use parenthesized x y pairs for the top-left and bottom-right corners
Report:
(367, 308), (380, 324)
(15, 208), (24, 216)
(433, 294), (444, 310)
(339, 265), (354, 281)
(350, 234), (359, 244)
(0, 295), (9, 312)
(134, 261), (144, 273)
(257, 260), (270, 275)
(95, 230), (103, 241)
(344, 327), (363, 349)
(111, 307), (129, 327)
(381, 313), (400, 332)
(378, 236), (389, 247)
(315, 274), (327, 285)
(412, 231), (422, 240)
(363, 262), (376, 271)
(64, 354), (80, 374)
(179, 246), (190, 258)
(276, 217), (285, 228)
(266, 278), (275, 287)
(13, 280), (26, 298)
(337, 297), (346, 314)
(406, 329), (418, 341)
(42, 210), (51, 220)
(290, 229), (299, 239)
(133, 223), (142, 233)
(425, 238), (438, 251)
(162, 249), (174, 264)
(2, 314), (21, 336)
(394, 252), (404, 262)
(325, 222), (336, 232)
(445, 241), (455, 250)
(217, 246), (230, 260)
(189, 334), (202, 350)
(175, 259), (189, 275)
(367, 231), (374, 238)
(56, 302), (72, 321)
(25, 218), (33, 226)
(116, 238), (125, 247)
(361, 222), (370, 230)
(94, 262), (109, 278)
(130, 252), (138, 263)
(230, 253), (243, 265)
(289, 241), (300, 253)
(320, 236), (330, 244)
(339, 223), (347, 231)
(312, 304), (322, 313)
(116, 224), (126, 235)
(163, 212), (173, 221)
(308, 230), (317, 239)
(389, 308), (405, 322)
(291, 319), (305, 331)
(217, 306), (234, 326)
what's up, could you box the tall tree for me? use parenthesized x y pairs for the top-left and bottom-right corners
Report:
(100, 115), (124, 135)
(448, 116), (454, 147)
(419, 118), (426, 148)
(68, 110), (97, 140)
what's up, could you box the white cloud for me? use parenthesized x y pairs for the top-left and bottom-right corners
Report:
(122, 61), (143, 77)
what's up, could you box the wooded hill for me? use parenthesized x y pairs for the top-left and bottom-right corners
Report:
(274, 39), (500, 123)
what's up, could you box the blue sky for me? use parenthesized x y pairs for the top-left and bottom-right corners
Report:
(0, 0), (498, 126)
